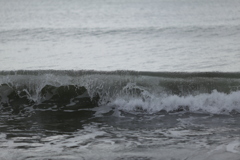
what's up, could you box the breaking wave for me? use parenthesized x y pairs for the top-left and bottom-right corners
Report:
(0, 70), (240, 115)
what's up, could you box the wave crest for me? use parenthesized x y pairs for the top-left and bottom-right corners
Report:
(0, 70), (240, 115)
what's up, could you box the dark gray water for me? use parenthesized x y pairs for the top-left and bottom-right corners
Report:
(1, 111), (240, 160)
(1, 0), (240, 159)
(0, 71), (240, 159)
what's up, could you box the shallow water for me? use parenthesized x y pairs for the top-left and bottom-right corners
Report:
(1, 111), (240, 160)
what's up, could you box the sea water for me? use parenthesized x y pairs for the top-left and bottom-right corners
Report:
(1, 0), (240, 159)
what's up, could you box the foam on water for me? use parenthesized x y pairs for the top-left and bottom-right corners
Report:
(1, 119), (240, 160)
(1, 70), (240, 115)
(110, 90), (240, 114)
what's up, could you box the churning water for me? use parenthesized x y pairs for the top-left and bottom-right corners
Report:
(1, 0), (240, 159)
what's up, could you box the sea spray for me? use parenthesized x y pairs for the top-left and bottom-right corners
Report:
(1, 70), (240, 115)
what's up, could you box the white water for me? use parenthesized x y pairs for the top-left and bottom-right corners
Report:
(1, 72), (240, 114)
(109, 90), (240, 114)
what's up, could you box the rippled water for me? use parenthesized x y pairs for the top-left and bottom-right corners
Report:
(1, 0), (240, 71)
(1, 0), (240, 159)
(1, 112), (240, 160)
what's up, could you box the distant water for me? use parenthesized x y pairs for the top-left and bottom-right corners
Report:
(1, 0), (240, 71)
(1, 0), (240, 160)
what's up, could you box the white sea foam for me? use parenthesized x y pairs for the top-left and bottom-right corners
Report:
(110, 90), (240, 114)
(226, 140), (240, 154)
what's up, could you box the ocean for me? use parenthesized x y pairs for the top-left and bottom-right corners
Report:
(0, 0), (240, 159)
